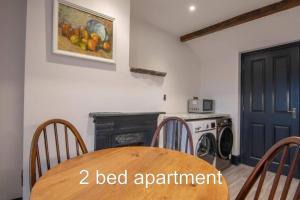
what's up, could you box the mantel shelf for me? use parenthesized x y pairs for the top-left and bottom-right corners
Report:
(130, 67), (167, 77)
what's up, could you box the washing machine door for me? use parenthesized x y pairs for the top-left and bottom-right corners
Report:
(218, 127), (233, 160)
(196, 133), (216, 164)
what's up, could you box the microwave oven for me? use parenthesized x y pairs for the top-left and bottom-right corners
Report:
(188, 98), (215, 113)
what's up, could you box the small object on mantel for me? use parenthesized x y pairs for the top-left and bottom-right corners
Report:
(130, 67), (167, 77)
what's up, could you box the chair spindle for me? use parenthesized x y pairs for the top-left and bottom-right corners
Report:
(43, 128), (50, 169)
(36, 144), (42, 178)
(280, 146), (300, 200)
(268, 145), (289, 200)
(53, 123), (61, 163)
(64, 125), (70, 159)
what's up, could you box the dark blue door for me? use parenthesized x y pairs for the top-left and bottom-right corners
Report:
(241, 44), (300, 177)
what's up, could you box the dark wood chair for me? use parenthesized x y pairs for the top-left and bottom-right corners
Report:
(29, 119), (88, 190)
(236, 137), (300, 200)
(151, 117), (194, 155)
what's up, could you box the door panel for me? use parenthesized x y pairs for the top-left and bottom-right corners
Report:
(250, 123), (265, 160)
(242, 44), (300, 178)
(273, 55), (291, 112)
(251, 59), (265, 112)
(273, 125), (291, 164)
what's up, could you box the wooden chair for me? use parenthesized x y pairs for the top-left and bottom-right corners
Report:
(236, 137), (300, 200)
(151, 117), (194, 155)
(29, 119), (88, 190)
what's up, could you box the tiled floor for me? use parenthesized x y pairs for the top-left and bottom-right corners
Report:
(223, 164), (299, 200)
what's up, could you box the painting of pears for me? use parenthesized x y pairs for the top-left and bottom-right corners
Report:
(57, 3), (113, 60)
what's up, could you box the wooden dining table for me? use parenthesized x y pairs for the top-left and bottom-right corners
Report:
(30, 147), (229, 200)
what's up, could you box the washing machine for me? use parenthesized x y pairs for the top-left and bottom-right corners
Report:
(216, 117), (234, 171)
(187, 119), (217, 166)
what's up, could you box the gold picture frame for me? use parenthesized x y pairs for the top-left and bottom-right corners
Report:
(53, 0), (116, 64)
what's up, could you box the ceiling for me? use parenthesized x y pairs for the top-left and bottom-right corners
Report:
(131, 0), (280, 37)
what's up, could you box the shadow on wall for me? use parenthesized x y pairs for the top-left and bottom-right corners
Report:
(87, 116), (95, 152)
(130, 72), (165, 87)
(44, 0), (116, 72)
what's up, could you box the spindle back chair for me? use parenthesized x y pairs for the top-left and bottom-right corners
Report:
(29, 119), (88, 190)
(151, 117), (194, 155)
(236, 137), (300, 200)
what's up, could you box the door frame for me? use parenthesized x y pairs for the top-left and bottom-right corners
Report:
(240, 41), (300, 164)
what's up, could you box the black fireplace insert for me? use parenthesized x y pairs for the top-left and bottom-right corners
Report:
(89, 112), (163, 151)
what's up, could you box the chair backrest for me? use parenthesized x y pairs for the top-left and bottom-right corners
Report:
(151, 117), (194, 155)
(29, 119), (88, 190)
(236, 137), (300, 200)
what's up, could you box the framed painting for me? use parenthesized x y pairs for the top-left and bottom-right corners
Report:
(53, 0), (115, 64)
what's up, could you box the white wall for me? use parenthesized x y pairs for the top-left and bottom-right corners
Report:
(23, 0), (200, 199)
(130, 17), (201, 112)
(187, 6), (300, 156)
(0, 0), (26, 199)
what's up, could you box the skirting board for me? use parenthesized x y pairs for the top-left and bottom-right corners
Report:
(231, 155), (241, 165)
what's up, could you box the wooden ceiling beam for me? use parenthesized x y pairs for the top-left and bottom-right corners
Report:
(180, 0), (300, 42)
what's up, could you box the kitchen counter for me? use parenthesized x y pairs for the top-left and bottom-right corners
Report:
(161, 113), (230, 121)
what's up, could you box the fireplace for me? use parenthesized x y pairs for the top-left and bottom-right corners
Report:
(89, 112), (163, 151)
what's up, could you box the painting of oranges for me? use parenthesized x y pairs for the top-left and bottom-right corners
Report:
(55, 1), (114, 62)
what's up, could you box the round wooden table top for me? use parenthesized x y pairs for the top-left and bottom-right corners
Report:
(31, 147), (228, 200)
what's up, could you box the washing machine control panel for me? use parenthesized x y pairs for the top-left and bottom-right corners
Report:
(211, 122), (216, 128)
(217, 118), (232, 127)
(193, 120), (216, 133)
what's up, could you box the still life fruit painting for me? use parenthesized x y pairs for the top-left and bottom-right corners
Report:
(53, 0), (115, 63)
